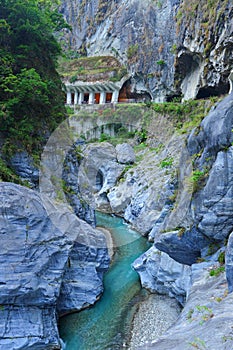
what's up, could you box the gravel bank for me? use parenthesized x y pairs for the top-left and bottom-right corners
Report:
(129, 294), (181, 349)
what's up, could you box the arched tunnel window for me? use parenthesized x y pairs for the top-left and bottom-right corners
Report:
(96, 170), (104, 192)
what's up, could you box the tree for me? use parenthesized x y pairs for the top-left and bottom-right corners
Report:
(0, 0), (69, 154)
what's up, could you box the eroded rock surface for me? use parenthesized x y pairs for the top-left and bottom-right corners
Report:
(138, 264), (232, 350)
(133, 246), (191, 305)
(133, 88), (233, 349)
(78, 142), (125, 211)
(154, 94), (233, 265)
(0, 182), (109, 349)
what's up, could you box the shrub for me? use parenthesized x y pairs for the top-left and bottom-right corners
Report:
(159, 157), (174, 168)
(209, 266), (225, 277)
(156, 59), (165, 65)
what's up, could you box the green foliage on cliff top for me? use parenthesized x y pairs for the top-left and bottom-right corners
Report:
(0, 0), (69, 156)
(58, 55), (127, 83)
(151, 97), (221, 133)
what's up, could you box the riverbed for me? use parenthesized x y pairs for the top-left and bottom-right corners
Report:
(59, 212), (180, 349)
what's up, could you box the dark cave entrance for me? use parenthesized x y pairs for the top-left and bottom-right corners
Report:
(196, 83), (230, 99)
(96, 170), (104, 192)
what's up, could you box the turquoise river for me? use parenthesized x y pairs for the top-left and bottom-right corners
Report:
(59, 211), (151, 349)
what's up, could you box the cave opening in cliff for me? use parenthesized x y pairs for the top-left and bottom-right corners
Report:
(96, 170), (104, 192)
(196, 83), (230, 99)
(118, 79), (151, 103)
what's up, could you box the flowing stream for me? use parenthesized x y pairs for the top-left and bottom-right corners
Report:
(59, 211), (151, 349)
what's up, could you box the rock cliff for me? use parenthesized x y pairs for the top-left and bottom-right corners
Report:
(133, 93), (233, 348)
(60, 0), (233, 101)
(67, 93), (233, 348)
(0, 182), (109, 349)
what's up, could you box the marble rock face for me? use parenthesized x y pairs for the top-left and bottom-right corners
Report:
(133, 246), (191, 306)
(0, 182), (109, 349)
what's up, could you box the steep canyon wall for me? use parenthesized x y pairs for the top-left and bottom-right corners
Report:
(60, 0), (233, 101)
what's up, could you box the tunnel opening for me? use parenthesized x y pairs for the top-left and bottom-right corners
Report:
(118, 79), (152, 103)
(196, 83), (230, 99)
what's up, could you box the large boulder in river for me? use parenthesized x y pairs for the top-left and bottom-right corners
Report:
(0, 182), (109, 349)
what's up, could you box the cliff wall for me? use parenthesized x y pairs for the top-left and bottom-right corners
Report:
(60, 0), (233, 101)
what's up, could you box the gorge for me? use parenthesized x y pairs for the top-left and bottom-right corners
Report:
(1, 0), (233, 349)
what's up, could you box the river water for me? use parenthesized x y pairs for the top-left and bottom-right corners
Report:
(59, 211), (151, 349)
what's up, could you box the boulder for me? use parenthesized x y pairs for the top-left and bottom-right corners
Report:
(133, 246), (191, 305)
(154, 228), (210, 265)
(57, 227), (109, 315)
(115, 143), (135, 164)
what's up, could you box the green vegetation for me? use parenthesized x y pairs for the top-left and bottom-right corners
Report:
(0, 158), (23, 183)
(187, 308), (194, 320)
(194, 305), (214, 327)
(218, 251), (225, 265)
(159, 157), (174, 168)
(187, 305), (213, 327)
(189, 337), (207, 349)
(127, 44), (139, 60)
(156, 59), (165, 66)
(0, 0), (68, 159)
(58, 55), (127, 82)
(151, 97), (221, 133)
(209, 266), (225, 277)
(177, 227), (186, 237)
(99, 133), (111, 142)
(189, 169), (208, 193)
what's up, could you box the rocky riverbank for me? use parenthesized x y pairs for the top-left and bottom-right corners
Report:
(129, 293), (181, 349)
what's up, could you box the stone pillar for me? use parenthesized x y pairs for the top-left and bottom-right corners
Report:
(111, 90), (119, 103)
(78, 92), (84, 105)
(74, 91), (79, 105)
(66, 91), (72, 105)
(100, 91), (106, 104)
(89, 91), (95, 104)
(229, 70), (233, 94)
